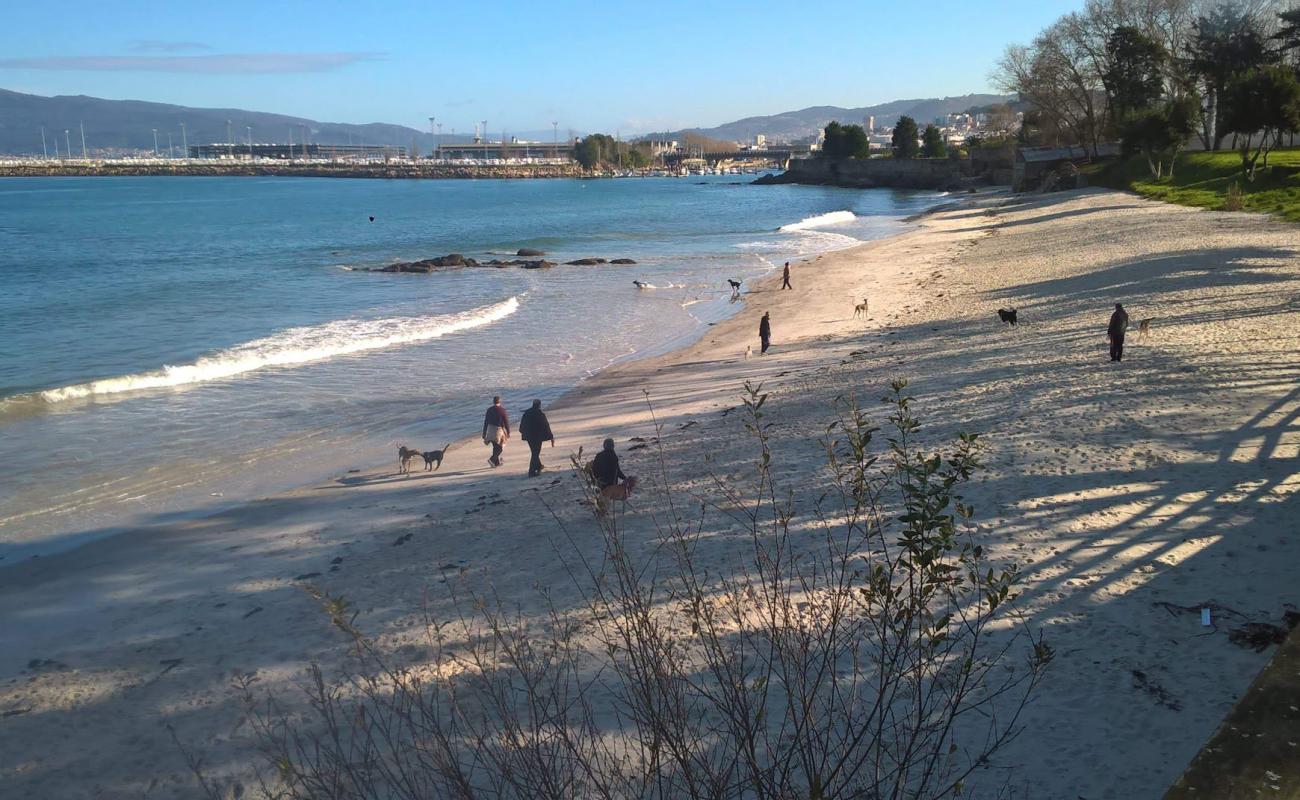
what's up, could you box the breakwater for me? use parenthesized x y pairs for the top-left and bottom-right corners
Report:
(755, 149), (1014, 190)
(0, 162), (585, 179)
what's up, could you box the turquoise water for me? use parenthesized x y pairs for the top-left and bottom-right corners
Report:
(0, 175), (939, 561)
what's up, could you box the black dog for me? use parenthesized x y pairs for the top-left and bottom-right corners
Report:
(421, 444), (453, 471)
(997, 308), (1018, 326)
(727, 279), (742, 293)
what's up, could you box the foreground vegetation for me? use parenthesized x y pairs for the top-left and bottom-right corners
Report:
(1093, 148), (1300, 223)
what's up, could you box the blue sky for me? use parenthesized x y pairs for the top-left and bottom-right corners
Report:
(0, 0), (1081, 134)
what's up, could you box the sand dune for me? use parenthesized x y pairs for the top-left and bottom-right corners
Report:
(3, 188), (1299, 798)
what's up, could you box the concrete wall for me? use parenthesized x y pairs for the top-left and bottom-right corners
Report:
(757, 147), (1014, 190)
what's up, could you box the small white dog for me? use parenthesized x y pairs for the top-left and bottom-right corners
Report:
(744, 345), (752, 359)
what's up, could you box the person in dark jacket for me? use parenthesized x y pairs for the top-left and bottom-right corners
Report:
(482, 396), (510, 468)
(781, 261), (792, 290)
(518, 399), (555, 477)
(1107, 303), (1129, 362)
(759, 311), (772, 354)
(591, 438), (637, 508)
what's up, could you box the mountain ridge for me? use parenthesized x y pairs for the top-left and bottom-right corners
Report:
(0, 89), (1014, 155)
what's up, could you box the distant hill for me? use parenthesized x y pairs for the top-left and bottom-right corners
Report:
(0, 88), (1014, 155)
(651, 94), (1015, 143)
(0, 89), (452, 156)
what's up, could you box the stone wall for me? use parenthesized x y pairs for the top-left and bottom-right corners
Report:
(756, 148), (1014, 190)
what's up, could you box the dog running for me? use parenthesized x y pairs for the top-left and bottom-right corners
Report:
(397, 445), (421, 474)
(421, 444), (453, 471)
(727, 279), (742, 293)
(997, 308), (1018, 326)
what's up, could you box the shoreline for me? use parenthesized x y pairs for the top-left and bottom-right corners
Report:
(0, 200), (925, 568)
(6, 188), (1300, 798)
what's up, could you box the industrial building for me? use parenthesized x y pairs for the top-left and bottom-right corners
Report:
(188, 143), (406, 160)
(433, 140), (574, 160)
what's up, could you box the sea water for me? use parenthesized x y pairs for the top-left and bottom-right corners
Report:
(0, 175), (939, 561)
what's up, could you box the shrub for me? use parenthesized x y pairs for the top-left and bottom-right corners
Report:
(228, 380), (1050, 800)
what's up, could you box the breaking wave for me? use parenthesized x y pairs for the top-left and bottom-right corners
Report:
(25, 297), (521, 405)
(778, 210), (857, 232)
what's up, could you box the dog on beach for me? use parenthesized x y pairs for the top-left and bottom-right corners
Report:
(854, 298), (869, 318)
(1138, 318), (1153, 339)
(397, 445), (420, 474)
(422, 444), (453, 471)
(745, 345), (752, 359)
(997, 308), (1018, 326)
(727, 279), (742, 294)
(633, 280), (651, 289)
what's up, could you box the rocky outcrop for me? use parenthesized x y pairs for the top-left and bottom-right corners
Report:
(565, 258), (607, 265)
(755, 152), (1012, 190)
(516, 248), (545, 257)
(367, 254), (622, 274)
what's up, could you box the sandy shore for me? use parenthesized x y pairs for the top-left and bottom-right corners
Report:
(3, 188), (1299, 798)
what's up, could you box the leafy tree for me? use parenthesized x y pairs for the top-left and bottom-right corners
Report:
(1275, 8), (1300, 68)
(1185, 6), (1275, 150)
(921, 124), (947, 158)
(1118, 95), (1199, 179)
(821, 121), (870, 159)
(1221, 64), (1300, 180)
(574, 133), (618, 169)
(1102, 26), (1167, 119)
(892, 116), (920, 158)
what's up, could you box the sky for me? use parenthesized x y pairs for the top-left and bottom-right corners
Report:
(0, 0), (1082, 135)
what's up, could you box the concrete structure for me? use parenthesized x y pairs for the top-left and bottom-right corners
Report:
(189, 142), (405, 160)
(434, 140), (574, 160)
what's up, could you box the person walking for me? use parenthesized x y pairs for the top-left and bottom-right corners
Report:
(518, 399), (555, 477)
(482, 395), (510, 468)
(781, 261), (792, 290)
(1107, 303), (1129, 362)
(759, 311), (772, 355)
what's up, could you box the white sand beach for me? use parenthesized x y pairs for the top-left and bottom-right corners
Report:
(3, 188), (1299, 798)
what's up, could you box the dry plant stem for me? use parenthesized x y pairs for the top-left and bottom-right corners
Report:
(229, 379), (1050, 800)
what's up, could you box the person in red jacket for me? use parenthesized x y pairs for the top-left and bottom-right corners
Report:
(482, 396), (510, 468)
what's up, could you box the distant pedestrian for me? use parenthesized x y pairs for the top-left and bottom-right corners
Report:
(519, 399), (555, 477)
(759, 311), (772, 355)
(781, 261), (792, 290)
(482, 395), (510, 468)
(592, 438), (637, 508)
(1108, 303), (1129, 362)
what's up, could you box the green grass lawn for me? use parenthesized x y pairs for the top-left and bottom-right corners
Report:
(1091, 147), (1300, 223)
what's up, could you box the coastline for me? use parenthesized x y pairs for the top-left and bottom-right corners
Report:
(5, 188), (1300, 798)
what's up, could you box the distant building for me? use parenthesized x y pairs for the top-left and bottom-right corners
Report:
(866, 115), (875, 133)
(754, 134), (766, 148)
(435, 140), (574, 160)
(189, 142), (405, 160)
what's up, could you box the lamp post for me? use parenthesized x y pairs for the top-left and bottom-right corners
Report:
(79, 121), (87, 159)
(152, 128), (158, 157)
(64, 129), (71, 161)
(180, 122), (187, 159)
(227, 119), (233, 158)
(552, 121), (558, 160)
(247, 125), (253, 159)
(428, 116), (435, 159)
(40, 126), (47, 159)
(482, 120), (488, 161)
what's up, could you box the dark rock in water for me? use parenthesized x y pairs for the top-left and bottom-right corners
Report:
(522, 260), (556, 269)
(433, 253), (468, 267)
(517, 248), (545, 257)
(609, 258), (636, 264)
(565, 257), (607, 265)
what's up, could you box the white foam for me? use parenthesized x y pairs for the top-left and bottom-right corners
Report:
(778, 210), (857, 232)
(35, 297), (521, 403)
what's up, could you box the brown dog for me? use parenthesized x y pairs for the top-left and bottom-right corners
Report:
(1138, 318), (1153, 339)
(397, 445), (420, 474)
(853, 298), (869, 317)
